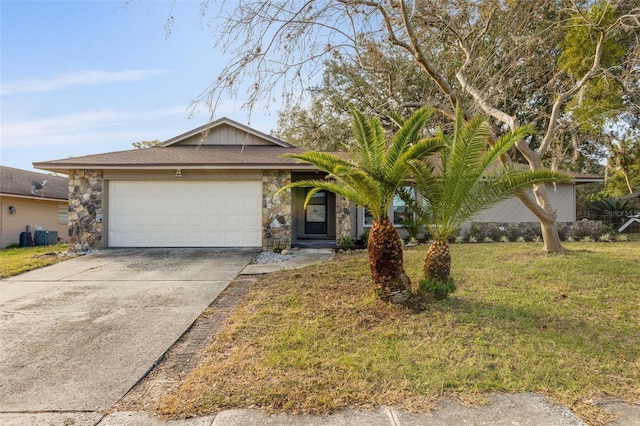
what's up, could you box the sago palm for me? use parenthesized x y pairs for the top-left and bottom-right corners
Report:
(402, 106), (570, 299)
(277, 105), (445, 299)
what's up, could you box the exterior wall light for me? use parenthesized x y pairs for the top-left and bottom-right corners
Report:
(175, 169), (182, 177)
(8, 206), (16, 214)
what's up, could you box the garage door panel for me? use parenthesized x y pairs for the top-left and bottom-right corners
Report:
(109, 181), (261, 247)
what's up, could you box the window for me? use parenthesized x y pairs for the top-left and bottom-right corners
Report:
(363, 209), (374, 227)
(58, 205), (68, 225)
(362, 186), (417, 227)
(393, 187), (415, 226)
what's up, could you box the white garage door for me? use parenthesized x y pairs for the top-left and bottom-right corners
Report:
(108, 180), (262, 247)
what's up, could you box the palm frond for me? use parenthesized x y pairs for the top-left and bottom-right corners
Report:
(480, 125), (534, 172)
(494, 169), (572, 194)
(407, 105), (571, 242)
(349, 107), (386, 179)
(441, 116), (490, 225)
(385, 106), (434, 176)
(280, 179), (364, 210)
(387, 110), (405, 129)
(282, 152), (353, 175)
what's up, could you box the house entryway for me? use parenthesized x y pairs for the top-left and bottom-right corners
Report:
(291, 172), (337, 247)
(292, 239), (337, 249)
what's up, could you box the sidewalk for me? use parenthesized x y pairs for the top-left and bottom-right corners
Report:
(6, 394), (638, 425)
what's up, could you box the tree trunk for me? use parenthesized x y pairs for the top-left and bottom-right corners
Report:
(622, 169), (633, 194)
(514, 184), (565, 253)
(421, 240), (451, 287)
(368, 217), (410, 299)
(540, 218), (565, 253)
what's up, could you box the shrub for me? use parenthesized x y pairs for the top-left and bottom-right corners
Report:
(589, 198), (640, 228)
(419, 276), (456, 300)
(338, 235), (356, 251)
(486, 225), (505, 242)
(401, 218), (423, 242)
(469, 223), (486, 241)
(357, 230), (370, 248)
(557, 227), (568, 241)
(457, 227), (471, 243)
(506, 226), (522, 242)
(574, 220), (603, 240)
(5, 243), (20, 249)
(500, 235), (510, 243)
(599, 233), (612, 242)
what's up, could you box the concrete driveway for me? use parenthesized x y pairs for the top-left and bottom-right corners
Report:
(0, 248), (257, 414)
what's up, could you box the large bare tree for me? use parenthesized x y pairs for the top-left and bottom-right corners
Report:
(190, 0), (639, 252)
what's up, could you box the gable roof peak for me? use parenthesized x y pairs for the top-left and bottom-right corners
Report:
(161, 116), (294, 148)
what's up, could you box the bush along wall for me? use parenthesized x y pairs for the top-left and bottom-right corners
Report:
(448, 221), (631, 243)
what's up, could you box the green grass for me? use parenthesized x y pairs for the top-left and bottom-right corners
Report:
(159, 241), (640, 424)
(0, 244), (72, 278)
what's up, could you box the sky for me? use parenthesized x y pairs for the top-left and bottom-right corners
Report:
(1, 0), (277, 172)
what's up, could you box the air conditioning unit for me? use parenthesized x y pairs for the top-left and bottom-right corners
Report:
(34, 230), (58, 246)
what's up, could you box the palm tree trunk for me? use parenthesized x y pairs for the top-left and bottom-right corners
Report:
(422, 239), (451, 284)
(368, 217), (410, 298)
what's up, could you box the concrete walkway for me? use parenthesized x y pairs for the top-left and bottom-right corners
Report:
(240, 248), (335, 275)
(2, 248), (639, 425)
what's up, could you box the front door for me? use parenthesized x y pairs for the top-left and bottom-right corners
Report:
(304, 189), (328, 235)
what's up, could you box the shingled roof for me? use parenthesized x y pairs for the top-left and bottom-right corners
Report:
(31, 116), (603, 184)
(0, 166), (68, 201)
(33, 145), (321, 172)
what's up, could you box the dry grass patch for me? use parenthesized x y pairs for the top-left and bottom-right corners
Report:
(159, 242), (640, 424)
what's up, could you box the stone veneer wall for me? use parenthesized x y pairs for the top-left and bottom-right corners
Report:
(335, 195), (352, 242)
(263, 171), (292, 250)
(68, 170), (103, 252)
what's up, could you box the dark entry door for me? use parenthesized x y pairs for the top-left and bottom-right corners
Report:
(304, 189), (328, 235)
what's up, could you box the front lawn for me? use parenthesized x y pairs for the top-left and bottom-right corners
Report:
(158, 241), (640, 425)
(0, 244), (73, 278)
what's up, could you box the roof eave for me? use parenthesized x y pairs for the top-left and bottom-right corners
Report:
(0, 192), (67, 202)
(572, 177), (605, 184)
(32, 163), (320, 172)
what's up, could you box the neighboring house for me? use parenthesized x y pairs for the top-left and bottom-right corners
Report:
(33, 118), (603, 251)
(0, 166), (68, 248)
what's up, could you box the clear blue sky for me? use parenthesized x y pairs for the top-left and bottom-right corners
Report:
(1, 0), (276, 172)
